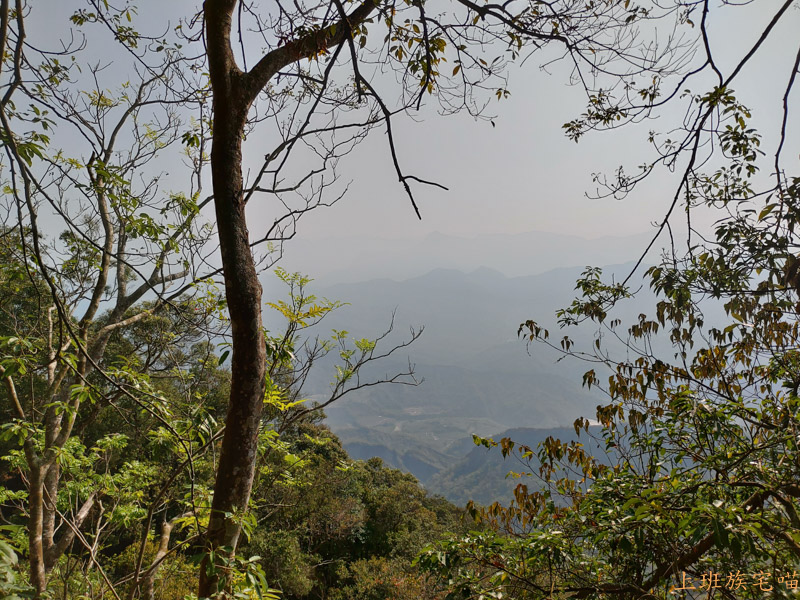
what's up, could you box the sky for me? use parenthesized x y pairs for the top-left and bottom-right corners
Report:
(245, 0), (800, 244)
(26, 0), (800, 281)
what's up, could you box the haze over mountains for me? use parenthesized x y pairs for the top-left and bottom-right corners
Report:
(270, 229), (658, 503)
(279, 229), (655, 285)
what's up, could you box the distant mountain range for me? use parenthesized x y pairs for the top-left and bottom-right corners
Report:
(265, 250), (661, 503)
(278, 229), (656, 285)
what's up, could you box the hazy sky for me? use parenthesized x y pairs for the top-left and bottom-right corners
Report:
(30, 0), (800, 277)
(247, 0), (800, 243)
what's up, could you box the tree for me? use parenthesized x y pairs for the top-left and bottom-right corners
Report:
(419, 2), (800, 598)
(0, 5), (421, 597)
(0, 4), (216, 589)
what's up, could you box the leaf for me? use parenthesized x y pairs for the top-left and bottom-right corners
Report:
(218, 350), (230, 366)
(757, 203), (776, 221)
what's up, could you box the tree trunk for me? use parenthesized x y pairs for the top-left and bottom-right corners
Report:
(28, 463), (47, 597)
(41, 461), (58, 568)
(197, 16), (267, 592)
(141, 519), (175, 600)
(199, 0), (379, 594)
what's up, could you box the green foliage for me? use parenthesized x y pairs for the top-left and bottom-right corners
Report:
(330, 557), (441, 600)
(245, 420), (469, 600)
(0, 536), (32, 600)
(108, 541), (199, 600)
(3, 0), (751, 597)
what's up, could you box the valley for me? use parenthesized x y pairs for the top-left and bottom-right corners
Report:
(273, 247), (656, 504)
